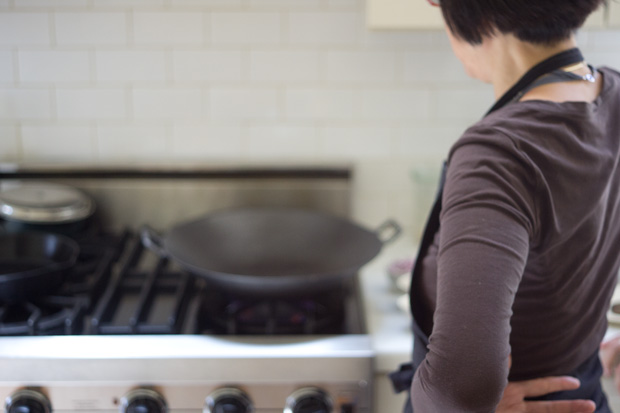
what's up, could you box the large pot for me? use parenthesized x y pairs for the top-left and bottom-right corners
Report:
(141, 207), (400, 297)
(0, 181), (95, 235)
(0, 232), (79, 303)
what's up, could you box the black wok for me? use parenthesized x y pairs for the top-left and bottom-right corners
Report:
(141, 208), (400, 297)
(0, 232), (79, 303)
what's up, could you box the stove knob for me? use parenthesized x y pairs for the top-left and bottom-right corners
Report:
(120, 388), (167, 413)
(5, 389), (52, 413)
(204, 388), (253, 413)
(284, 387), (333, 413)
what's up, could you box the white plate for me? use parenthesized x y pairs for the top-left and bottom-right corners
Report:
(395, 273), (411, 293)
(397, 294), (410, 314)
(608, 284), (620, 326)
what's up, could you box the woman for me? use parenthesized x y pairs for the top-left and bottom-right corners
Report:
(390, 0), (620, 411)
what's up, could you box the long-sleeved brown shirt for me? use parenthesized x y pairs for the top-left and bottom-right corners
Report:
(411, 66), (620, 412)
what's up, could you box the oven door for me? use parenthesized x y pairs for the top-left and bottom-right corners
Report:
(0, 334), (374, 413)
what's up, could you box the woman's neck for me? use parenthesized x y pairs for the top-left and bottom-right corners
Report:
(488, 35), (579, 100)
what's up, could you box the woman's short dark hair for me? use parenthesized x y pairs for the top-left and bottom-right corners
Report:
(440, 0), (606, 45)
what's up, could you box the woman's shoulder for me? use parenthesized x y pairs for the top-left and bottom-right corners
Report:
(598, 65), (620, 80)
(452, 87), (612, 156)
(448, 108), (543, 159)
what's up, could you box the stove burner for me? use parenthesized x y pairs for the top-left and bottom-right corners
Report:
(196, 289), (346, 335)
(0, 229), (363, 337)
(0, 231), (126, 336)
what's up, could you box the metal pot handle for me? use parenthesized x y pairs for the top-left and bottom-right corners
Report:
(140, 225), (169, 258)
(375, 219), (402, 245)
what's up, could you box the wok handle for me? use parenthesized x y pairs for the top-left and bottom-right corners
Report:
(140, 225), (169, 258)
(375, 219), (402, 245)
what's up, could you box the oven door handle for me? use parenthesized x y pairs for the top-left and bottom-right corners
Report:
(140, 225), (169, 258)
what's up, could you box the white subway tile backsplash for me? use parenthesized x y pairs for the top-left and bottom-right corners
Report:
(248, 0), (321, 7)
(352, 160), (430, 235)
(360, 30), (435, 49)
(246, 123), (318, 158)
(0, 13), (50, 46)
(133, 89), (203, 119)
(19, 51), (90, 83)
(327, 0), (359, 7)
(92, 0), (164, 6)
(362, 90), (430, 120)
(0, 125), (19, 160)
(402, 51), (473, 83)
(284, 89), (358, 120)
(173, 50), (243, 83)
(21, 124), (94, 161)
(321, 125), (392, 159)
(172, 122), (243, 158)
(584, 52), (620, 72)
(583, 30), (620, 52)
(169, 0), (241, 6)
(432, 88), (494, 121)
(55, 13), (127, 46)
(0, 88), (51, 120)
(211, 12), (282, 45)
(96, 51), (166, 83)
(353, 160), (415, 191)
(394, 124), (464, 160)
(326, 51), (396, 84)
(209, 88), (278, 120)
(0, 51), (13, 82)
(134, 12), (204, 45)
(351, 190), (391, 229)
(250, 51), (320, 83)
(1, 0), (620, 235)
(14, 0), (88, 7)
(97, 124), (167, 160)
(288, 12), (360, 45)
(56, 89), (126, 120)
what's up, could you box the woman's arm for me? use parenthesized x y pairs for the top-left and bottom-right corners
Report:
(411, 139), (536, 411)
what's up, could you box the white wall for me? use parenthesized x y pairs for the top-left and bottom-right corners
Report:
(1, 0), (619, 237)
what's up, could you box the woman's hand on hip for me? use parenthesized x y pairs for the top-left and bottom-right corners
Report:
(498, 355), (595, 413)
(497, 376), (595, 412)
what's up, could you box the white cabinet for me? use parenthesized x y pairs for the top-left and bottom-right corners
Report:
(366, 0), (612, 30)
(610, 0), (620, 28)
(366, 0), (443, 30)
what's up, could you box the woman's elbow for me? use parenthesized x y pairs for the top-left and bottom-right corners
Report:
(411, 360), (508, 412)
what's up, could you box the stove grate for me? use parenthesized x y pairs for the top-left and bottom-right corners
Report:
(90, 234), (193, 334)
(0, 231), (125, 336)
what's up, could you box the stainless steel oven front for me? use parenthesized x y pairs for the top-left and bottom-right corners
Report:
(0, 335), (373, 413)
(0, 165), (374, 413)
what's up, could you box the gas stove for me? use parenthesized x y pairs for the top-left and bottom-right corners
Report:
(0, 165), (373, 413)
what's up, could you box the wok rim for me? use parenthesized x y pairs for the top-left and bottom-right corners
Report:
(160, 207), (383, 295)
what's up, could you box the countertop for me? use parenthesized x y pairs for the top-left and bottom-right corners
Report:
(360, 236), (416, 373)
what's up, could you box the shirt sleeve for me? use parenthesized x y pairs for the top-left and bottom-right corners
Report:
(411, 133), (537, 412)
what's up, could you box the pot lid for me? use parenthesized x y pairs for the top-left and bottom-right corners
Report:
(0, 182), (95, 223)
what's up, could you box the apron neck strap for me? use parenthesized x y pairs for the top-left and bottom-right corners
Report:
(485, 48), (585, 116)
